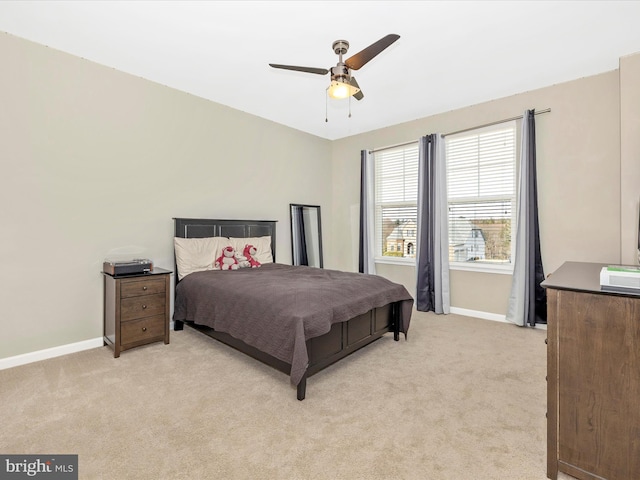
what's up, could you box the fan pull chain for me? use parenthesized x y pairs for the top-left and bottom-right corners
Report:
(324, 88), (355, 122)
(325, 89), (328, 122)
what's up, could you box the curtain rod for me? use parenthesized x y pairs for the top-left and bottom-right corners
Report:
(443, 108), (551, 137)
(369, 108), (551, 153)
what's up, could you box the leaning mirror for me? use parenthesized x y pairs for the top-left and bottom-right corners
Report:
(290, 204), (323, 268)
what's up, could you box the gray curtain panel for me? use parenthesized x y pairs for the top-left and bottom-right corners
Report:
(358, 149), (376, 274)
(416, 135), (450, 313)
(506, 109), (546, 326)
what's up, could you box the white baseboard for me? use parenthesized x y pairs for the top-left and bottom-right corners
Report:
(0, 337), (104, 370)
(0, 309), (544, 371)
(450, 307), (509, 323)
(449, 307), (547, 330)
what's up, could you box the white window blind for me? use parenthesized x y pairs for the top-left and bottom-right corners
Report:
(446, 123), (516, 267)
(373, 144), (419, 259)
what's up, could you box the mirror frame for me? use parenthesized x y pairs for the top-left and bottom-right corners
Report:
(290, 203), (323, 268)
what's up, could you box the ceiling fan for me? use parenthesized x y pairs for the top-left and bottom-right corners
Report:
(269, 34), (400, 101)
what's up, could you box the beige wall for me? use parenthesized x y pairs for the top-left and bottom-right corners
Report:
(3, 29), (639, 359)
(0, 33), (332, 359)
(331, 62), (639, 316)
(620, 53), (640, 265)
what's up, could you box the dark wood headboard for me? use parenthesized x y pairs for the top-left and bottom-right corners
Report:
(173, 218), (278, 277)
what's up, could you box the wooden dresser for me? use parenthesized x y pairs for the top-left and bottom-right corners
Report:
(103, 268), (172, 357)
(541, 262), (640, 480)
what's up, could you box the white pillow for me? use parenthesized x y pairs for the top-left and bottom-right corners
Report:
(174, 237), (229, 280)
(228, 236), (273, 264)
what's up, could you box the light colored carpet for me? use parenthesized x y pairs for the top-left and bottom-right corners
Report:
(1, 311), (568, 479)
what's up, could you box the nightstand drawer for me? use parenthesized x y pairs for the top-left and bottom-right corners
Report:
(120, 293), (165, 321)
(120, 277), (166, 298)
(121, 315), (165, 345)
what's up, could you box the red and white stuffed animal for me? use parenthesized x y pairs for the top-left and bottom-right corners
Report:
(243, 244), (261, 268)
(215, 246), (239, 270)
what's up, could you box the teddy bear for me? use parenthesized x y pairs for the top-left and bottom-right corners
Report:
(215, 246), (239, 270)
(234, 250), (251, 268)
(243, 244), (261, 268)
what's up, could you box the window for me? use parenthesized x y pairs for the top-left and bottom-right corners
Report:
(407, 243), (415, 255)
(372, 123), (516, 268)
(446, 123), (516, 269)
(373, 144), (419, 260)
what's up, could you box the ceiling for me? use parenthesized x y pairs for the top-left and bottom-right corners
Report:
(2, 1), (640, 140)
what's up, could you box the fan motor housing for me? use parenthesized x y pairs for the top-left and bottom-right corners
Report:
(330, 65), (349, 78)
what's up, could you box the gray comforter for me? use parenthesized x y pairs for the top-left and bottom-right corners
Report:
(173, 263), (414, 385)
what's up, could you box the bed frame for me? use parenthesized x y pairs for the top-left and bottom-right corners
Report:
(173, 217), (401, 400)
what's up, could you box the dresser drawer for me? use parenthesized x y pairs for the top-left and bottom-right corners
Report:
(121, 315), (165, 345)
(120, 293), (166, 321)
(120, 277), (166, 298)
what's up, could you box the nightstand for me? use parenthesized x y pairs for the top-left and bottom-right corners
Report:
(103, 268), (172, 358)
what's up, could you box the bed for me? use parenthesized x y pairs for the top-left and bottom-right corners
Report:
(172, 218), (414, 400)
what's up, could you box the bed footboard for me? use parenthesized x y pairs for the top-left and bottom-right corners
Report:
(175, 301), (401, 400)
(299, 302), (399, 400)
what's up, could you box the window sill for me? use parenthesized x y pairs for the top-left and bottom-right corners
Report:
(450, 262), (513, 275)
(374, 257), (416, 267)
(374, 258), (514, 275)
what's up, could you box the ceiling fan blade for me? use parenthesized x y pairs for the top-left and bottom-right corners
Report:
(344, 34), (400, 70)
(350, 77), (364, 100)
(269, 64), (329, 75)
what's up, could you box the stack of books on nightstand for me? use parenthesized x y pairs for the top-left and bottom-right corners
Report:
(600, 265), (640, 292)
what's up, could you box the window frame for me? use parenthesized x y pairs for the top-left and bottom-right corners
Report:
(446, 121), (518, 274)
(370, 121), (519, 273)
(372, 143), (419, 265)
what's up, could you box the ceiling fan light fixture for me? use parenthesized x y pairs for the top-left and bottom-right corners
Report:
(328, 79), (360, 99)
(270, 34), (399, 102)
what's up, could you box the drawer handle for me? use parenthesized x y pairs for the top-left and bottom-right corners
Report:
(142, 305), (147, 310)
(545, 338), (548, 344)
(142, 327), (147, 332)
(142, 286), (148, 291)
